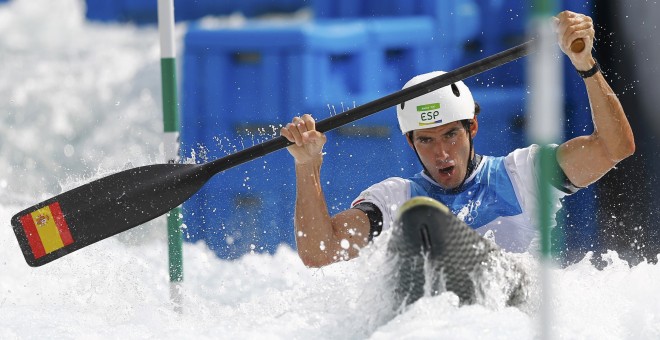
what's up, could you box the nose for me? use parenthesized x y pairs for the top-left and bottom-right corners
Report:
(434, 143), (450, 161)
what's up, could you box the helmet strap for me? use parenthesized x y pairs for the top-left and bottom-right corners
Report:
(454, 128), (478, 192)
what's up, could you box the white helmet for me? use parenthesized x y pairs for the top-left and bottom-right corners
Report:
(396, 71), (475, 134)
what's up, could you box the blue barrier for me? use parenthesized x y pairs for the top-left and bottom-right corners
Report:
(361, 17), (440, 91)
(85, 0), (309, 24)
(312, 0), (523, 85)
(313, 0), (435, 18)
(181, 19), (436, 258)
(312, 0), (593, 87)
(181, 22), (330, 258)
(182, 21), (371, 134)
(322, 109), (419, 215)
(468, 86), (527, 155)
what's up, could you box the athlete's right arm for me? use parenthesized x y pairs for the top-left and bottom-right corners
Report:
(280, 114), (371, 268)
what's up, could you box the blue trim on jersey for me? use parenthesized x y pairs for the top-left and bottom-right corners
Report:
(409, 156), (522, 229)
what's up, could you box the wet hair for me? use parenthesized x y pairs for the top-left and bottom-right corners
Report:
(460, 101), (480, 132)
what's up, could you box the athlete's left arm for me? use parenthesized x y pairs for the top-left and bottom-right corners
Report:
(554, 11), (635, 188)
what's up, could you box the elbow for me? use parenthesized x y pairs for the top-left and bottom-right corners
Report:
(602, 131), (635, 163)
(296, 239), (335, 268)
(614, 135), (636, 162)
(626, 134), (636, 157)
(623, 137), (636, 158)
(300, 257), (324, 268)
(298, 251), (332, 268)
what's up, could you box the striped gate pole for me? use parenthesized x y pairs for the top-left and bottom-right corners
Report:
(157, 0), (183, 313)
(529, 0), (562, 339)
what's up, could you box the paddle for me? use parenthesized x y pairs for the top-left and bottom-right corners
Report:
(11, 39), (542, 267)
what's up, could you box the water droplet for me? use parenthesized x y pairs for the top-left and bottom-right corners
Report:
(64, 144), (75, 157)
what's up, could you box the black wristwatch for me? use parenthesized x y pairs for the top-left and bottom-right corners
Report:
(576, 59), (601, 78)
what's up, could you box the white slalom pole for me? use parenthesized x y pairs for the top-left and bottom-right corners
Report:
(157, 0), (183, 313)
(529, 2), (563, 339)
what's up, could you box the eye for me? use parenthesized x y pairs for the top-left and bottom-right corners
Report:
(442, 130), (460, 141)
(417, 136), (432, 144)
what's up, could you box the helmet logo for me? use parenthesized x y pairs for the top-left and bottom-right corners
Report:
(417, 103), (442, 126)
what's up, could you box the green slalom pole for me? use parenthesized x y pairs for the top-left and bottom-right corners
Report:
(529, 1), (562, 339)
(157, 0), (183, 313)
(531, 0), (562, 261)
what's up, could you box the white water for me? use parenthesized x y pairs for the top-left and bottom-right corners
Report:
(1, 1), (660, 339)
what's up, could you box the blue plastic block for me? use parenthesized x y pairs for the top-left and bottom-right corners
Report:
(182, 154), (297, 259)
(313, 0), (427, 18)
(181, 21), (372, 154)
(84, 0), (309, 24)
(312, 0), (361, 18)
(362, 17), (438, 92)
(184, 21), (372, 121)
(311, 0), (481, 79)
(310, 0), (522, 85)
(245, 0), (311, 16)
(321, 109), (420, 215)
(467, 86), (527, 156)
(85, 0), (122, 22)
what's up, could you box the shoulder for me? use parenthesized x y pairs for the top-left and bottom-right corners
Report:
(351, 177), (413, 233)
(501, 144), (551, 179)
(364, 176), (411, 193)
(351, 176), (410, 207)
(503, 144), (563, 176)
(505, 144), (542, 165)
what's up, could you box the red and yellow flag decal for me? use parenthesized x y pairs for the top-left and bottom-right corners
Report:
(18, 202), (73, 259)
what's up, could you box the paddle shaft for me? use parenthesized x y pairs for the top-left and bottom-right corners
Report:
(203, 40), (536, 176)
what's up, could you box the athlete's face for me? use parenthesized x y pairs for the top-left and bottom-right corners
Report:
(408, 120), (477, 190)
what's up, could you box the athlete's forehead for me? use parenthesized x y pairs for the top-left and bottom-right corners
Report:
(412, 121), (463, 136)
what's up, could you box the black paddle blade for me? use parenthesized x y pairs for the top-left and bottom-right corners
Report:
(11, 163), (211, 267)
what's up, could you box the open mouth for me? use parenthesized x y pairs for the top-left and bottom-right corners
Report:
(439, 165), (455, 175)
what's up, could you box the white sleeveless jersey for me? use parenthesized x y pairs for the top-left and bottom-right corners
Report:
(351, 145), (570, 253)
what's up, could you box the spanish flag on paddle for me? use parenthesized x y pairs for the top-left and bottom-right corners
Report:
(12, 201), (75, 266)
